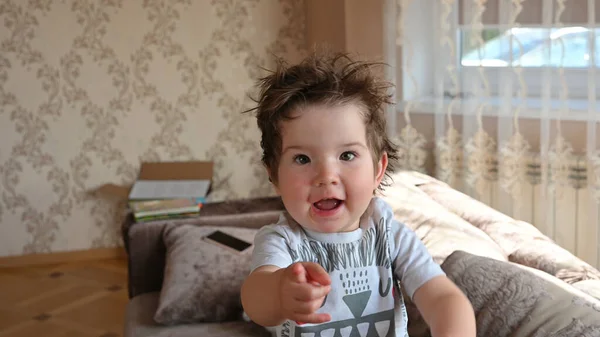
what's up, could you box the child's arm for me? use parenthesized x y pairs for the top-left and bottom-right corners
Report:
(412, 275), (476, 337)
(378, 197), (475, 336)
(241, 262), (331, 327)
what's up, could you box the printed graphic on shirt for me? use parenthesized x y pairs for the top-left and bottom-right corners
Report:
(287, 218), (391, 273)
(284, 218), (397, 337)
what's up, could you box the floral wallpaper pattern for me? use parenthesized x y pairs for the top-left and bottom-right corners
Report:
(0, 0), (306, 256)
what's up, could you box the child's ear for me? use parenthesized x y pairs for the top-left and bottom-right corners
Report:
(265, 166), (280, 194)
(374, 152), (388, 186)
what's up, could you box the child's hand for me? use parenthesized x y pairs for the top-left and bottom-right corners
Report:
(279, 262), (331, 324)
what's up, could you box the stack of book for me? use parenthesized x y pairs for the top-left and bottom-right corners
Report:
(114, 161), (214, 223)
(128, 198), (203, 223)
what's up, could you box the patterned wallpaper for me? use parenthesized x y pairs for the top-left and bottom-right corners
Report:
(0, 0), (306, 257)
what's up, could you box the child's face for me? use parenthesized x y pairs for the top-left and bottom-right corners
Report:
(271, 103), (387, 233)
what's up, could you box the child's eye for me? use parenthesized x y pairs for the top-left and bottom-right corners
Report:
(340, 151), (356, 161)
(294, 154), (310, 165)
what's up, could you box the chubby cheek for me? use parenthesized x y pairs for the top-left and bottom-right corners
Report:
(277, 168), (311, 201)
(344, 170), (376, 199)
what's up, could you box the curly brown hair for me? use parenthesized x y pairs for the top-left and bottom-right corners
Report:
(245, 52), (399, 189)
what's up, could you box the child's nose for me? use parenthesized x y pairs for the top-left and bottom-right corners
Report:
(313, 163), (339, 187)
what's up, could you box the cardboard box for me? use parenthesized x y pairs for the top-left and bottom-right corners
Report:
(94, 161), (213, 202)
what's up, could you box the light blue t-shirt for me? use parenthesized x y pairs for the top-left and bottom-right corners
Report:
(251, 197), (444, 337)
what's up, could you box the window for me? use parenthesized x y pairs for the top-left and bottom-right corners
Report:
(457, 26), (600, 100)
(391, 0), (600, 115)
(461, 27), (599, 68)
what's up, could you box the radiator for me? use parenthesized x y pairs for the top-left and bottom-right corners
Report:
(445, 154), (600, 270)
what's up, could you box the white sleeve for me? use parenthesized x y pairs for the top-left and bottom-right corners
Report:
(377, 199), (445, 299)
(250, 224), (294, 273)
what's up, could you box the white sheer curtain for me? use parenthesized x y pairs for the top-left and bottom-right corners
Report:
(387, 0), (600, 268)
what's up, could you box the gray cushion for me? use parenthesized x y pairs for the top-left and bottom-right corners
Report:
(443, 251), (600, 337)
(154, 225), (259, 324)
(126, 292), (270, 337)
(123, 196), (284, 298)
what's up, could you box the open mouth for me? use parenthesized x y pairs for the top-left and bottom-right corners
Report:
(313, 198), (343, 212)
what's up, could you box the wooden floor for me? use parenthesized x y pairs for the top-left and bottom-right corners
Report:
(0, 258), (128, 337)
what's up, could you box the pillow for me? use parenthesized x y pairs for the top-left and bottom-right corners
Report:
(573, 280), (600, 301)
(410, 171), (600, 284)
(438, 251), (600, 337)
(381, 173), (508, 264)
(509, 241), (600, 284)
(154, 224), (258, 324)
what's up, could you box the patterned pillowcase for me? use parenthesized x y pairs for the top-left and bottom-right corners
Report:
(509, 241), (600, 284)
(154, 224), (258, 324)
(381, 174), (508, 265)
(441, 251), (600, 337)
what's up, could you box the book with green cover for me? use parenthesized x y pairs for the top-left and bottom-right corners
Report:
(134, 211), (201, 223)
